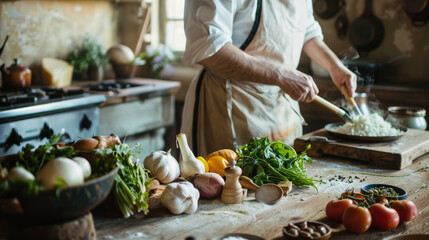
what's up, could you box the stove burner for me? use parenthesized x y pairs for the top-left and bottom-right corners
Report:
(88, 80), (142, 93)
(41, 88), (84, 99)
(0, 88), (85, 110)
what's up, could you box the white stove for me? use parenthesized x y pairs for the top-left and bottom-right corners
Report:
(0, 88), (106, 156)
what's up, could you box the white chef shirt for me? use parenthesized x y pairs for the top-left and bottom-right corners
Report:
(183, 0), (323, 66)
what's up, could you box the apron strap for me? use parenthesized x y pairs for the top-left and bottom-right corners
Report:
(192, 0), (263, 155)
(239, 0), (263, 51)
(192, 68), (206, 155)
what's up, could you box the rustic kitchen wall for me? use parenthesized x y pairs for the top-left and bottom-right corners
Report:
(0, 0), (119, 84)
(304, 0), (429, 85)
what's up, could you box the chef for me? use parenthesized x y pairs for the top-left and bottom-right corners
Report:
(181, 0), (357, 156)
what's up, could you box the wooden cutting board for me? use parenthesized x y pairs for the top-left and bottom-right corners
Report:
(293, 128), (429, 169)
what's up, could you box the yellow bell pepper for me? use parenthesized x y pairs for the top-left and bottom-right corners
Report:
(197, 156), (209, 172)
(207, 156), (229, 177)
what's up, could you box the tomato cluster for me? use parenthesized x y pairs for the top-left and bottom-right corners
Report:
(325, 191), (418, 233)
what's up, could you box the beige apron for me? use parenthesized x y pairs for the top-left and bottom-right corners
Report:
(181, 0), (309, 156)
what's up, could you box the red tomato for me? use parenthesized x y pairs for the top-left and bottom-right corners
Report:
(369, 203), (400, 230)
(342, 205), (372, 233)
(390, 200), (418, 222)
(325, 199), (354, 221)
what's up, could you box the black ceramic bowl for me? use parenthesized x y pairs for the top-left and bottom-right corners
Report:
(12, 166), (118, 224)
(361, 184), (407, 200)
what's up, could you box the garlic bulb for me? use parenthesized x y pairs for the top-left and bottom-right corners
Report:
(160, 181), (200, 214)
(176, 133), (205, 179)
(144, 149), (180, 184)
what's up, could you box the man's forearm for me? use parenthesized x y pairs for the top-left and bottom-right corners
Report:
(198, 43), (319, 102)
(303, 38), (357, 95)
(303, 38), (343, 74)
(198, 43), (282, 86)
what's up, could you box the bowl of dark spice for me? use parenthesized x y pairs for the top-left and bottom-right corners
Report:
(361, 184), (407, 200)
(283, 221), (331, 240)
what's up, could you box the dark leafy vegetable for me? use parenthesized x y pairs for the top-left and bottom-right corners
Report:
(0, 135), (74, 195)
(236, 137), (320, 190)
(12, 135), (75, 174)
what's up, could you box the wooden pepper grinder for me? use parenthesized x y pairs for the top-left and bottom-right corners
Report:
(221, 160), (245, 204)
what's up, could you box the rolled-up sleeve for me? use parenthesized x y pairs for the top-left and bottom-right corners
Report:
(183, 0), (236, 66)
(304, 0), (323, 43)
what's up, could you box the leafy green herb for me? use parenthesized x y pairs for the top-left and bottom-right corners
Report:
(67, 33), (107, 74)
(11, 135), (75, 175)
(94, 144), (152, 218)
(236, 137), (320, 190)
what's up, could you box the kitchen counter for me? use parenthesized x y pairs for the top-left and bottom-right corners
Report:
(93, 152), (429, 240)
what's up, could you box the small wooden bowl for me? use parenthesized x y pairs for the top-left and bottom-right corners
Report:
(361, 184), (407, 200)
(283, 221), (332, 240)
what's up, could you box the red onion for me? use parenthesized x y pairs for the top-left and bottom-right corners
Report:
(192, 172), (225, 198)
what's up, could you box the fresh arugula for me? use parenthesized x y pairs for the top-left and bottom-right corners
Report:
(236, 137), (320, 190)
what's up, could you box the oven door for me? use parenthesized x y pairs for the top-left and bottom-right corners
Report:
(0, 107), (100, 157)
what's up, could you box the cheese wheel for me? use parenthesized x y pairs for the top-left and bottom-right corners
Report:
(41, 57), (73, 87)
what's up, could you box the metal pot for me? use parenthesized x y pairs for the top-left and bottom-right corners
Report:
(1, 58), (31, 88)
(387, 106), (427, 130)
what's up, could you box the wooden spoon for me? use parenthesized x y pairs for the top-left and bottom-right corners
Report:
(255, 183), (284, 205)
(239, 176), (259, 191)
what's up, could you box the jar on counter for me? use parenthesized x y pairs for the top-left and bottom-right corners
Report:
(387, 106), (427, 130)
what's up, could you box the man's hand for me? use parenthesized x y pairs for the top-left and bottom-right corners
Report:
(303, 38), (357, 98)
(329, 64), (357, 97)
(277, 67), (319, 103)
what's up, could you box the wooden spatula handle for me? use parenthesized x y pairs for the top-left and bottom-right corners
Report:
(314, 95), (345, 115)
(340, 85), (362, 115)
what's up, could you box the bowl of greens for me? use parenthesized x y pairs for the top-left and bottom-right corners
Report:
(361, 184), (407, 200)
(0, 137), (118, 224)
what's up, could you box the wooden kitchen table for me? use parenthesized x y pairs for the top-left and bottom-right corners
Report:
(94, 154), (429, 240)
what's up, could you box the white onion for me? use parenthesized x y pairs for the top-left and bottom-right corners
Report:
(7, 167), (35, 181)
(37, 157), (84, 189)
(72, 157), (92, 179)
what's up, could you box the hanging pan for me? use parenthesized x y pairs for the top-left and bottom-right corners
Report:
(348, 0), (384, 55)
